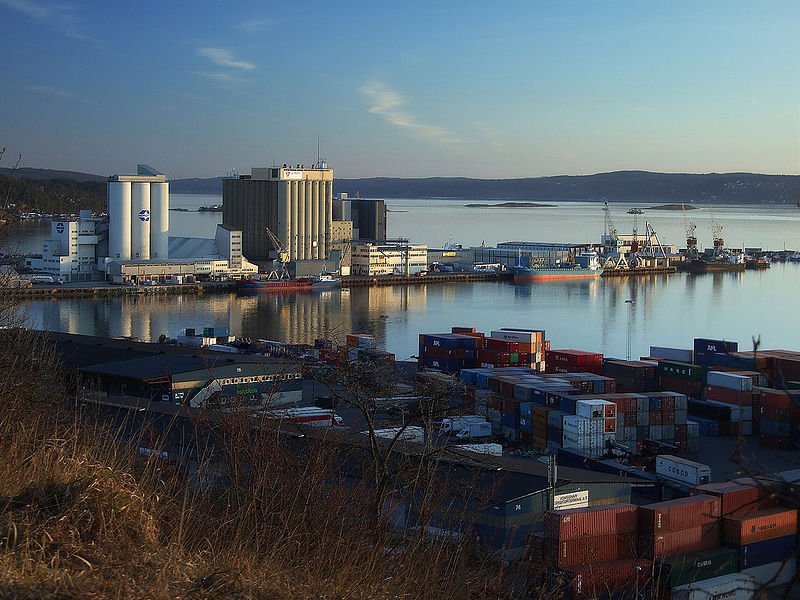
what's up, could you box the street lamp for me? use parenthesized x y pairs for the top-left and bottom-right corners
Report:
(625, 299), (634, 360)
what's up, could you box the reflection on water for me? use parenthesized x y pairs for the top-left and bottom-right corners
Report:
(17, 264), (800, 360)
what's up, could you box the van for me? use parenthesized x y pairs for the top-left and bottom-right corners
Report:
(31, 275), (62, 284)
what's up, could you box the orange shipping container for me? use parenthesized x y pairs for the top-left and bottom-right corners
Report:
(639, 495), (721, 533)
(544, 503), (639, 541)
(722, 507), (797, 545)
(643, 524), (720, 559)
(691, 481), (769, 517)
(549, 532), (637, 568)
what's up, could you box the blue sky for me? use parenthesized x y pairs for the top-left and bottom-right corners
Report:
(1, 0), (799, 179)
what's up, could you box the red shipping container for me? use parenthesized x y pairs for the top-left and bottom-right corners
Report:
(643, 523), (720, 558)
(758, 388), (794, 410)
(650, 412), (663, 426)
(691, 481), (770, 517)
(478, 349), (511, 366)
(563, 559), (653, 599)
(485, 338), (520, 352)
(661, 410), (675, 425)
(549, 532), (637, 568)
(544, 503), (639, 541)
(705, 385), (754, 406)
(639, 495), (721, 533)
(451, 326), (477, 334)
(722, 507), (798, 545)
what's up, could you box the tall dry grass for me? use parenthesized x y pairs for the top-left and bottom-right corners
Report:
(0, 329), (512, 599)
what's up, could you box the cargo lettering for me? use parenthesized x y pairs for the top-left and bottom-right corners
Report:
(696, 559), (712, 568)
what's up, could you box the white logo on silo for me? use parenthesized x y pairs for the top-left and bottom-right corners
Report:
(56, 222), (65, 234)
(138, 209), (150, 222)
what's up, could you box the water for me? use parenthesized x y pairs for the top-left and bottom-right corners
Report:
(7, 195), (800, 360)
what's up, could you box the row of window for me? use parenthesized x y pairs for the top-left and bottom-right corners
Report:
(217, 372), (302, 386)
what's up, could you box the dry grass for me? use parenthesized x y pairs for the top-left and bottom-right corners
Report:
(0, 330), (511, 599)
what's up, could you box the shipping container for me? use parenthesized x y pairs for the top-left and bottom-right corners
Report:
(549, 532), (638, 568)
(543, 503), (639, 541)
(662, 546), (738, 588)
(722, 507), (797, 545)
(656, 455), (711, 487)
(639, 495), (721, 533)
(650, 346), (694, 363)
(739, 534), (797, 570)
(562, 559), (653, 599)
(741, 558), (797, 588)
(671, 572), (755, 600)
(643, 523), (721, 558)
(691, 481), (767, 517)
(707, 371), (754, 392)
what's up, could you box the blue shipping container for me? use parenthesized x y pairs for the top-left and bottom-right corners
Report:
(740, 535), (797, 570)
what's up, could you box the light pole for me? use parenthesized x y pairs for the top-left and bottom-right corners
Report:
(625, 299), (634, 360)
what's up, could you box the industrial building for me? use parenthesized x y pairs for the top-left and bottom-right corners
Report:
(333, 193), (387, 241)
(350, 242), (428, 276)
(222, 163), (334, 263)
(29, 165), (257, 283)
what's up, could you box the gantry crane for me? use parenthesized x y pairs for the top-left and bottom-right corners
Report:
(265, 227), (291, 280)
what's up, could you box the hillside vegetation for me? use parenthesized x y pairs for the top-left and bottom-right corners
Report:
(0, 328), (513, 599)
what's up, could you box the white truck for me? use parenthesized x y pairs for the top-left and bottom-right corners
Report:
(656, 455), (711, 486)
(440, 416), (492, 440)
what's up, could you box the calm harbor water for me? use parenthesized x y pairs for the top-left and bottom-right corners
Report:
(8, 194), (800, 360)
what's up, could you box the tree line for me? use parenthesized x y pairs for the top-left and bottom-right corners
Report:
(0, 175), (107, 215)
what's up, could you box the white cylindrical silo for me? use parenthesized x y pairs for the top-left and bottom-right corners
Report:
(149, 182), (169, 259)
(108, 181), (132, 260)
(297, 181), (306, 260)
(311, 181), (319, 260)
(131, 182), (151, 259)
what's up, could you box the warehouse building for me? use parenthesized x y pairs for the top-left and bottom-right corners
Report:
(351, 242), (428, 276)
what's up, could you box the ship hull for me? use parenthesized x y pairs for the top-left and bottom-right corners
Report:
(512, 267), (602, 281)
(685, 260), (746, 274)
(237, 279), (314, 292)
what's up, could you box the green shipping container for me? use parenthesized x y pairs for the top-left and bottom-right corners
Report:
(510, 352), (519, 364)
(657, 361), (707, 381)
(662, 546), (738, 587)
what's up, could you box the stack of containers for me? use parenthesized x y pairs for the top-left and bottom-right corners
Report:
(704, 371), (755, 406)
(489, 328), (548, 371)
(657, 360), (707, 398)
(561, 400), (617, 457)
(756, 388), (800, 450)
(478, 337), (531, 369)
(687, 398), (752, 437)
(542, 504), (639, 570)
(418, 332), (482, 373)
(603, 359), (659, 392)
(545, 349), (603, 375)
(638, 495), (722, 559)
(721, 506), (798, 588)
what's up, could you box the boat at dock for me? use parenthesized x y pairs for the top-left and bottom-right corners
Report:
(512, 251), (602, 281)
(238, 272), (340, 292)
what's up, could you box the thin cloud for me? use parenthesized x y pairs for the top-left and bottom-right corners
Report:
(198, 47), (255, 71)
(0, 0), (91, 40)
(25, 85), (75, 98)
(195, 71), (243, 82)
(360, 81), (462, 148)
(234, 18), (274, 32)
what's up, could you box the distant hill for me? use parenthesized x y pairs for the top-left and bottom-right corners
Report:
(4, 168), (800, 204)
(333, 171), (800, 204)
(0, 167), (106, 182)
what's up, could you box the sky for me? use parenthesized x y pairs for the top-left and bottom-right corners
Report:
(1, 0), (800, 179)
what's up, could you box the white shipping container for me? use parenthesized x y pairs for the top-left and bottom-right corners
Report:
(656, 454), (711, 486)
(741, 559), (796, 588)
(440, 415), (487, 433)
(707, 371), (753, 392)
(490, 330), (536, 344)
(453, 443), (503, 456)
(563, 415), (604, 435)
(576, 399), (615, 420)
(650, 346), (693, 362)
(672, 573), (755, 600)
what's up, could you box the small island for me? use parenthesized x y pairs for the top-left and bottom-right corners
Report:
(464, 201), (556, 208)
(650, 203), (698, 211)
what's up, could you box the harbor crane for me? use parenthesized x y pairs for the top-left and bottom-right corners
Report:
(265, 227), (291, 280)
(681, 203), (698, 255)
